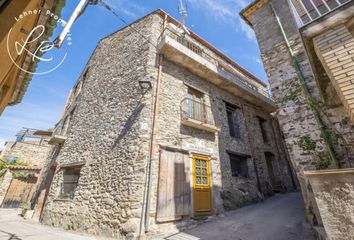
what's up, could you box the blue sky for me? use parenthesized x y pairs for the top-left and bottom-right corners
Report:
(0, 0), (266, 150)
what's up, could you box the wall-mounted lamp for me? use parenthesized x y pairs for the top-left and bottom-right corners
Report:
(139, 80), (152, 91)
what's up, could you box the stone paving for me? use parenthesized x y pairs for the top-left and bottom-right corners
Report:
(0, 193), (314, 240)
(0, 209), (103, 240)
(165, 193), (314, 240)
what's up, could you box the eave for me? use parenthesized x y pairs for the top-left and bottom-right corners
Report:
(9, 0), (67, 105)
(240, 0), (268, 27)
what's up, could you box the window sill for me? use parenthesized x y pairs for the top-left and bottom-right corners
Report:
(53, 198), (73, 202)
(181, 118), (220, 133)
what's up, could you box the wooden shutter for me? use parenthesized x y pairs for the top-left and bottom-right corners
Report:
(156, 149), (190, 222)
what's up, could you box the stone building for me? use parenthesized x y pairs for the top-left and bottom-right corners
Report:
(34, 10), (296, 238)
(0, 128), (51, 208)
(241, 0), (354, 239)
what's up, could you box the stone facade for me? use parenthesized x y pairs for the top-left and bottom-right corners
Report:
(0, 136), (50, 207)
(0, 140), (50, 166)
(0, 170), (13, 205)
(151, 58), (294, 216)
(40, 14), (157, 238)
(38, 10), (295, 238)
(241, 0), (354, 236)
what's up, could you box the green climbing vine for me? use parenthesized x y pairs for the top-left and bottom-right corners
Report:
(295, 135), (334, 170)
(0, 159), (7, 178)
(316, 152), (331, 170)
(277, 79), (302, 104)
(296, 136), (316, 153)
(0, 159), (30, 179)
(12, 172), (36, 179)
(269, 0), (340, 168)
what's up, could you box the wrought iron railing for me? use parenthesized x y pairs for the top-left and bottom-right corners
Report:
(288, 0), (351, 27)
(180, 98), (217, 126)
(159, 27), (273, 101)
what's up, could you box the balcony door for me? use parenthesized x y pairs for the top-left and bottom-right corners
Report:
(188, 88), (204, 122)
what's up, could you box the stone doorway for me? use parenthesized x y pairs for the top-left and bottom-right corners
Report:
(2, 175), (37, 208)
(264, 152), (278, 191)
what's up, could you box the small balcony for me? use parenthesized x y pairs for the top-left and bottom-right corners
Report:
(289, 0), (352, 27)
(158, 27), (277, 113)
(180, 98), (220, 133)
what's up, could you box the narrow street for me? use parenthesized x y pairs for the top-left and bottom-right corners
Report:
(0, 209), (100, 240)
(0, 193), (314, 240)
(166, 192), (314, 240)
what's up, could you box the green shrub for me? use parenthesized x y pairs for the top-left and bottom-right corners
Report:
(12, 172), (36, 179)
(296, 136), (317, 152)
(0, 159), (7, 178)
(316, 152), (331, 170)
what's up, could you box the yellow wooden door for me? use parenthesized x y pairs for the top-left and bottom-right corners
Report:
(192, 155), (212, 216)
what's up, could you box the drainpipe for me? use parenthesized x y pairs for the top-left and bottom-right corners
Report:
(268, 0), (339, 168)
(241, 103), (262, 195)
(141, 14), (168, 236)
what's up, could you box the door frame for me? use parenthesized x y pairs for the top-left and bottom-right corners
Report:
(190, 153), (213, 217)
(2, 173), (38, 208)
(264, 152), (277, 188)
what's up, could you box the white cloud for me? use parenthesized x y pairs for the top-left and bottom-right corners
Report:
(187, 0), (256, 41)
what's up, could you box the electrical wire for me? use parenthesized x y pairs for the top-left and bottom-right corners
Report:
(97, 0), (159, 50)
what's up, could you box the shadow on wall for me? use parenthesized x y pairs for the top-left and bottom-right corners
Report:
(30, 146), (61, 217)
(111, 101), (146, 149)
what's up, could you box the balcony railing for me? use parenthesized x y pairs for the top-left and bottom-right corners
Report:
(180, 98), (219, 133)
(158, 27), (273, 101)
(288, 0), (351, 27)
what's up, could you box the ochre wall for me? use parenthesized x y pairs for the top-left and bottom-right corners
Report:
(0, 0), (43, 114)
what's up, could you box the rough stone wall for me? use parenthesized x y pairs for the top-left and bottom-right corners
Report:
(249, 0), (354, 172)
(250, 1), (324, 174)
(40, 14), (161, 238)
(40, 11), (295, 238)
(31, 64), (86, 217)
(247, 0), (354, 226)
(0, 138), (49, 207)
(149, 55), (294, 224)
(0, 141), (50, 166)
(306, 171), (354, 240)
(0, 170), (13, 205)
